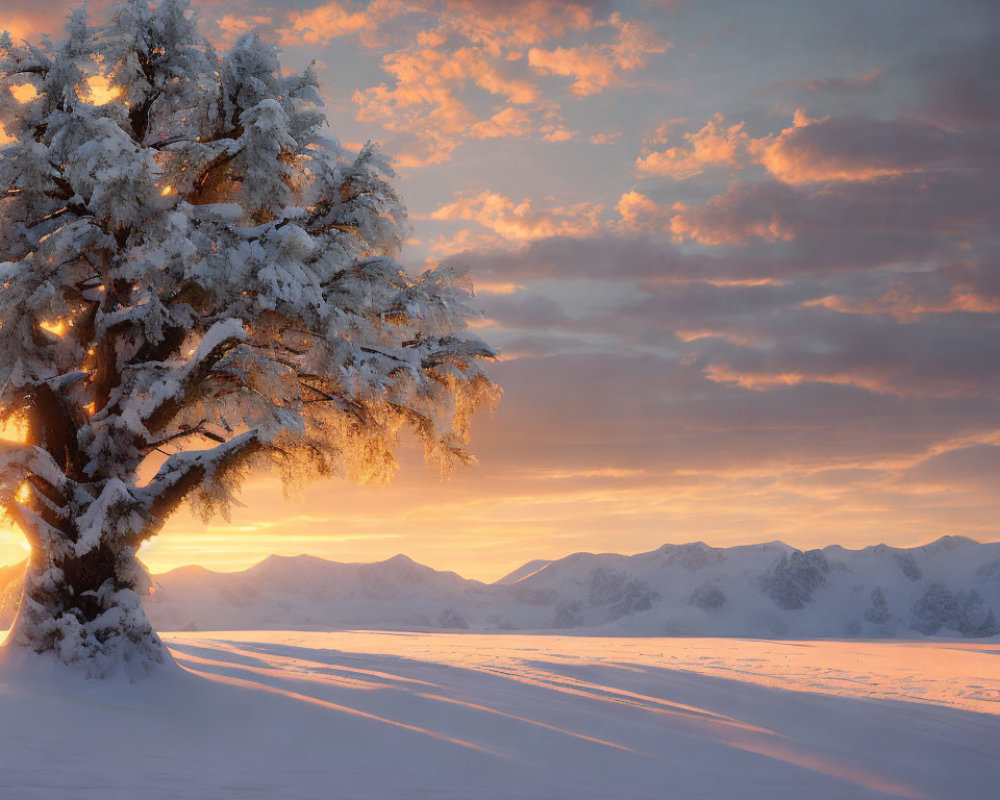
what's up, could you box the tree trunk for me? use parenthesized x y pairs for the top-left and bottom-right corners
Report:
(7, 541), (168, 678)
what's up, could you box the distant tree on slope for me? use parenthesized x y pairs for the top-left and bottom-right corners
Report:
(0, 0), (497, 675)
(863, 587), (890, 625)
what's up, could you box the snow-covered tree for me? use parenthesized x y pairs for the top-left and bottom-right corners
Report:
(956, 590), (1000, 638)
(0, 1), (497, 676)
(909, 582), (960, 635)
(863, 587), (890, 625)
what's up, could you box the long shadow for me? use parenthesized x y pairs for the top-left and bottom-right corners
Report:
(163, 636), (995, 800)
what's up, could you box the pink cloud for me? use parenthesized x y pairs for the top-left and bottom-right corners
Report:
(543, 125), (577, 142)
(215, 13), (273, 45)
(589, 131), (621, 145)
(616, 190), (671, 232)
(469, 106), (533, 139)
(669, 185), (797, 245)
(275, 2), (373, 46)
(636, 109), (994, 186)
(354, 45), (541, 165)
(618, 184), (796, 245)
(431, 190), (605, 241)
(636, 113), (749, 180)
(703, 364), (899, 396)
(804, 287), (1000, 322)
(441, 0), (604, 51)
(528, 14), (669, 96)
(763, 68), (883, 96)
(751, 111), (958, 184)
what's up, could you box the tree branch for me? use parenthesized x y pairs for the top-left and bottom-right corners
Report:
(138, 429), (269, 537)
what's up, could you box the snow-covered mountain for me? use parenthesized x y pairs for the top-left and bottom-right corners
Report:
(144, 553), (489, 631)
(2, 536), (998, 637)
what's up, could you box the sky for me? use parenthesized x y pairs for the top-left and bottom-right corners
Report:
(1, 0), (998, 581)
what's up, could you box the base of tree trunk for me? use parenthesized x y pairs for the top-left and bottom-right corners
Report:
(6, 554), (169, 679)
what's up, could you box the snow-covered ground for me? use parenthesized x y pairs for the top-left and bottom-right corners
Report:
(1, 631), (998, 799)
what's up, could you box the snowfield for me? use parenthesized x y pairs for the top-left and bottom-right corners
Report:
(1, 631), (998, 799)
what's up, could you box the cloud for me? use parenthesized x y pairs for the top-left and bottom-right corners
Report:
(469, 106), (533, 138)
(642, 163), (998, 251)
(543, 125), (577, 142)
(216, 13), (274, 45)
(635, 108), (1000, 187)
(527, 13), (669, 95)
(635, 113), (749, 179)
(751, 113), (981, 184)
(440, 0), (608, 51)
(431, 191), (604, 241)
(803, 286), (1000, 322)
(589, 131), (621, 145)
(763, 68), (883, 96)
(275, 2), (373, 46)
(668, 181), (797, 245)
(353, 45), (541, 165)
(913, 16), (1000, 129)
(616, 190), (671, 232)
(691, 306), (1000, 400)
(905, 445), (1000, 490)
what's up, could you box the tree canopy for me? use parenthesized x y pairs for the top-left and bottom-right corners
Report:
(0, 0), (498, 674)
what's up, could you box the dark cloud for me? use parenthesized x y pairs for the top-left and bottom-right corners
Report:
(912, 5), (1000, 129)
(760, 68), (883, 97)
(758, 115), (1000, 182)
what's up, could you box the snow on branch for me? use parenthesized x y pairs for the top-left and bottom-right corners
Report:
(138, 429), (268, 532)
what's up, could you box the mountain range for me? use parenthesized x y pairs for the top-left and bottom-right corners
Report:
(2, 535), (998, 637)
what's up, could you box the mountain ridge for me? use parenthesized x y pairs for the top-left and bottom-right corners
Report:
(1, 535), (998, 637)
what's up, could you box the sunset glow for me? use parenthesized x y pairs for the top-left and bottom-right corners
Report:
(1, 0), (997, 582)
(37, 319), (67, 336)
(80, 75), (121, 106)
(8, 83), (37, 104)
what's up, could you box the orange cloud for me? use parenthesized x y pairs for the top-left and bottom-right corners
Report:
(636, 113), (749, 179)
(543, 125), (577, 142)
(442, 0), (603, 52)
(276, 2), (373, 46)
(804, 287), (1000, 322)
(636, 109), (967, 186)
(666, 181), (798, 245)
(354, 45), (540, 165)
(750, 110), (941, 183)
(426, 228), (507, 258)
(674, 329), (759, 346)
(470, 106), (533, 139)
(215, 13), (273, 45)
(431, 191), (604, 241)
(617, 186), (796, 245)
(528, 14), (669, 96)
(590, 132), (622, 145)
(670, 205), (794, 245)
(703, 364), (897, 395)
(616, 190), (671, 232)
